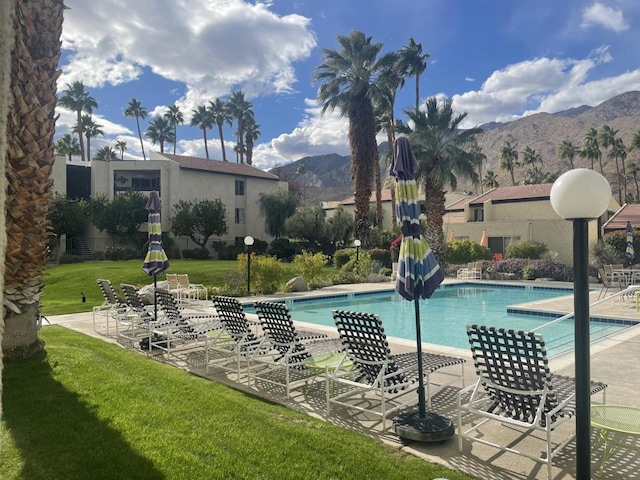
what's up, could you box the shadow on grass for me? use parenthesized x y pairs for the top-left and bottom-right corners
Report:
(2, 351), (164, 480)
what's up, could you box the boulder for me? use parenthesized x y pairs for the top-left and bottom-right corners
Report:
(286, 277), (308, 292)
(138, 280), (169, 304)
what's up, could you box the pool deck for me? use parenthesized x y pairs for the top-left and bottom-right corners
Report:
(46, 278), (640, 480)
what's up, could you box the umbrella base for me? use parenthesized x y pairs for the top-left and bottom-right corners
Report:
(393, 410), (454, 442)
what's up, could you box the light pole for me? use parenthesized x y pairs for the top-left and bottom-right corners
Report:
(244, 235), (254, 295)
(550, 168), (611, 480)
(354, 239), (361, 264)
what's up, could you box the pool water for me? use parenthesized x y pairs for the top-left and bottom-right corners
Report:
(249, 283), (632, 357)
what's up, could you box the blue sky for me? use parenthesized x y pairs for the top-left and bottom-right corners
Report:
(57, 0), (640, 170)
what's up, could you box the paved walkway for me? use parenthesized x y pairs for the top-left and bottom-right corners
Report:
(46, 279), (640, 480)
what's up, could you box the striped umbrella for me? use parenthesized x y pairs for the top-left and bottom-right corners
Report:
(142, 191), (170, 321)
(391, 137), (445, 424)
(626, 221), (634, 262)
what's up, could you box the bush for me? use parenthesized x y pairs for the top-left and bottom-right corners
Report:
(268, 238), (299, 261)
(369, 228), (398, 249)
(59, 253), (84, 264)
(181, 248), (211, 260)
(237, 253), (286, 294)
(445, 239), (492, 264)
(334, 249), (355, 268)
(487, 258), (571, 281)
(105, 246), (138, 261)
(292, 251), (329, 289)
(506, 241), (548, 259)
(367, 248), (391, 268)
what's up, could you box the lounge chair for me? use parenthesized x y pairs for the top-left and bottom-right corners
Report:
(457, 325), (607, 479)
(118, 283), (155, 346)
(252, 301), (343, 397)
(93, 278), (128, 335)
(329, 310), (466, 429)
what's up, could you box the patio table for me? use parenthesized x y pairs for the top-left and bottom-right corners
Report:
(591, 404), (640, 474)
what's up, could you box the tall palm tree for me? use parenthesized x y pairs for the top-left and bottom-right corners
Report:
(190, 104), (214, 159)
(521, 146), (542, 168)
(610, 137), (627, 203)
(482, 169), (499, 190)
(499, 141), (519, 186)
(600, 124), (620, 199)
(124, 98), (148, 160)
(209, 97), (232, 162)
(74, 114), (103, 162)
(145, 115), (175, 154)
(115, 140), (127, 160)
(227, 90), (253, 164)
(94, 145), (118, 161)
(399, 37), (429, 112)
(627, 161), (640, 202)
(558, 140), (579, 169)
(468, 141), (486, 193)
(396, 97), (482, 267)
(58, 81), (98, 162)
(164, 104), (183, 155)
(244, 113), (260, 166)
(55, 133), (81, 161)
(4, 0), (64, 356)
(313, 30), (395, 245)
(581, 127), (602, 173)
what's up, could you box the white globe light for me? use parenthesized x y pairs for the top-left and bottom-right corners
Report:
(550, 169), (611, 220)
(354, 239), (361, 247)
(244, 235), (254, 246)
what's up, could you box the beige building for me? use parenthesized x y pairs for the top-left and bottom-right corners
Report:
(444, 184), (620, 265)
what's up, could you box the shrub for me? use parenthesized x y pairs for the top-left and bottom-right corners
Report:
(237, 253), (286, 294)
(506, 241), (548, 259)
(369, 228), (398, 249)
(182, 248), (211, 260)
(367, 248), (392, 268)
(601, 230), (638, 265)
(292, 251), (329, 289)
(268, 238), (299, 261)
(59, 253), (84, 264)
(334, 249), (355, 268)
(487, 258), (571, 281)
(445, 239), (492, 264)
(105, 246), (138, 261)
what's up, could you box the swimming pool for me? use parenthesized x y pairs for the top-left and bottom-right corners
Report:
(247, 283), (634, 357)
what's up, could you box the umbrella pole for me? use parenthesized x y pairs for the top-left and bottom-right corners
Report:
(414, 297), (427, 419)
(153, 275), (158, 323)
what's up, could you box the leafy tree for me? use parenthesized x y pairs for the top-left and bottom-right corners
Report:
(190, 104), (214, 159)
(55, 133), (81, 161)
(227, 90), (253, 164)
(326, 205), (355, 246)
(558, 140), (579, 169)
(164, 104), (183, 155)
(171, 199), (228, 249)
(145, 115), (175, 154)
(499, 140), (519, 186)
(284, 205), (329, 245)
(94, 145), (118, 161)
(399, 36), (429, 112)
(115, 140), (127, 160)
(258, 189), (298, 238)
(209, 97), (232, 161)
(58, 81), (98, 161)
(87, 192), (149, 242)
(124, 98), (148, 160)
(48, 194), (89, 238)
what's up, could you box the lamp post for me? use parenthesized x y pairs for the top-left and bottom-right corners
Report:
(550, 168), (611, 480)
(244, 235), (254, 295)
(354, 239), (361, 264)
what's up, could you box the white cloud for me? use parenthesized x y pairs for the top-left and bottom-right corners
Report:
(581, 2), (630, 32)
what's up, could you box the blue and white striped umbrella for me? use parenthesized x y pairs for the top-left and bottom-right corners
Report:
(626, 221), (634, 262)
(142, 191), (170, 276)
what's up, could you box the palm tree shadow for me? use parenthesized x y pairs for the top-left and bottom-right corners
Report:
(2, 352), (164, 480)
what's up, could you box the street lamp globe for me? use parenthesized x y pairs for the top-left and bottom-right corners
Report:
(353, 239), (361, 248)
(550, 168), (611, 220)
(244, 235), (255, 247)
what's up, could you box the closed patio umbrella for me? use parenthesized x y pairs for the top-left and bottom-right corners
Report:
(480, 229), (488, 247)
(626, 221), (634, 263)
(390, 137), (451, 442)
(142, 191), (170, 322)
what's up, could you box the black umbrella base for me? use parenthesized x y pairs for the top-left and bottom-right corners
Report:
(393, 410), (454, 442)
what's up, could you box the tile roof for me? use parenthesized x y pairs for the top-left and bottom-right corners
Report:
(339, 189), (393, 205)
(161, 153), (281, 181)
(603, 203), (640, 231)
(445, 184), (553, 211)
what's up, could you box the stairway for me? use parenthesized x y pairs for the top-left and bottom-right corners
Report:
(71, 236), (93, 260)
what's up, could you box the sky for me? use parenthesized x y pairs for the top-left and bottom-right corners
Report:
(56, 0), (640, 171)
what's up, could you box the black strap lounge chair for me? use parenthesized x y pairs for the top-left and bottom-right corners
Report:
(118, 283), (155, 346)
(457, 325), (607, 480)
(93, 278), (128, 335)
(329, 310), (466, 429)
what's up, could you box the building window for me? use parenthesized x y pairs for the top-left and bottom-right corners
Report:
(473, 207), (484, 222)
(114, 170), (160, 193)
(235, 208), (245, 224)
(235, 179), (245, 196)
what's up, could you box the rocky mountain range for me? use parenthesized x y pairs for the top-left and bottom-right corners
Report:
(269, 91), (640, 203)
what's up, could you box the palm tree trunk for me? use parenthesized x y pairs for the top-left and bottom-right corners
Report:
(203, 128), (209, 159)
(510, 168), (516, 186)
(635, 175), (639, 202)
(85, 134), (91, 162)
(76, 109), (85, 161)
(136, 115), (146, 160)
(374, 147), (382, 228)
(614, 154), (622, 204)
(415, 73), (420, 112)
(218, 125), (227, 161)
(424, 176), (446, 270)
(173, 125), (177, 154)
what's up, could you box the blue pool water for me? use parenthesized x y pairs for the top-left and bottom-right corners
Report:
(248, 283), (634, 357)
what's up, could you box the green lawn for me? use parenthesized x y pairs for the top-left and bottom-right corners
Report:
(1, 327), (478, 480)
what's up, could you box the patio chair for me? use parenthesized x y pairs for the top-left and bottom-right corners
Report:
(118, 283), (155, 346)
(252, 301), (344, 397)
(177, 274), (207, 303)
(457, 325), (607, 480)
(329, 310), (466, 429)
(598, 267), (622, 300)
(456, 262), (473, 280)
(93, 278), (128, 335)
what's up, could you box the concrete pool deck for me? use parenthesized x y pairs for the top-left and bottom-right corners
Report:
(45, 278), (640, 480)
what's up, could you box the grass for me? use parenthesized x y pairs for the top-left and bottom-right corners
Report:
(1, 327), (478, 480)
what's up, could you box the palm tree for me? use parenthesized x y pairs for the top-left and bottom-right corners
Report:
(523, 166), (558, 185)
(164, 104), (183, 155)
(74, 114), (103, 162)
(581, 127), (602, 173)
(482, 169), (499, 190)
(124, 98), (148, 160)
(244, 113), (260, 166)
(600, 125), (620, 199)
(396, 97), (482, 267)
(145, 115), (175, 154)
(190, 104), (214, 159)
(94, 145), (118, 161)
(399, 37), (429, 112)
(58, 81), (98, 162)
(627, 161), (640, 202)
(296, 164), (307, 202)
(4, 0), (64, 356)
(610, 137), (627, 203)
(55, 133), (81, 161)
(227, 90), (253, 164)
(313, 30), (395, 245)
(521, 146), (542, 167)
(115, 140), (127, 160)
(209, 98), (232, 162)
(558, 140), (579, 169)
(499, 141), (519, 186)
(468, 141), (486, 193)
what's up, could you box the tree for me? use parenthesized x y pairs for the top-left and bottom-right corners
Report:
(499, 140), (519, 186)
(244, 112), (260, 166)
(397, 97), (482, 268)
(124, 98), (148, 160)
(284, 205), (329, 245)
(170, 199), (228, 249)
(326, 205), (355, 246)
(482, 169), (499, 190)
(296, 164), (307, 202)
(55, 133), (81, 161)
(164, 104), (183, 155)
(115, 140), (127, 160)
(4, 0), (64, 356)
(48, 194), (89, 238)
(209, 97), (232, 162)
(399, 37), (429, 112)
(469, 141), (486, 193)
(521, 146), (542, 167)
(627, 162), (640, 202)
(522, 166), (558, 185)
(58, 81), (98, 162)
(558, 140), (579, 169)
(73, 114), (103, 161)
(314, 30), (395, 246)
(87, 192), (149, 242)
(581, 127), (602, 173)
(94, 145), (118, 161)
(190, 104), (213, 159)
(600, 124), (620, 200)
(145, 115), (175, 154)
(227, 90), (253, 164)
(611, 137), (627, 203)
(258, 189), (299, 238)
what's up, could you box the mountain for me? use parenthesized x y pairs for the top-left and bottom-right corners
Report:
(269, 91), (640, 203)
